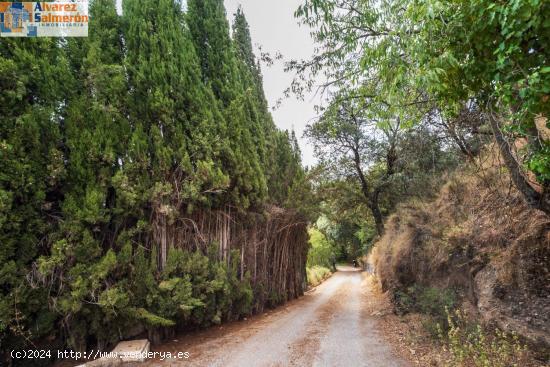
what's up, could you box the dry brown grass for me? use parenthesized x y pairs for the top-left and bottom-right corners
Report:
(369, 145), (550, 358)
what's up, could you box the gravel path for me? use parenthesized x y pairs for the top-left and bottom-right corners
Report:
(143, 266), (409, 367)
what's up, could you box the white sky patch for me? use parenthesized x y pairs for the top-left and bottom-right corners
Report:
(224, 0), (319, 167)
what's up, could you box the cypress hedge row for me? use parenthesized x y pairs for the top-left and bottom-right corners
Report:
(0, 0), (311, 360)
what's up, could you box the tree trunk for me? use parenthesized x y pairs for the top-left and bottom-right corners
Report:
(369, 199), (385, 236)
(447, 124), (477, 162)
(353, 149), (385, 235)
(488, 111), (550, 215)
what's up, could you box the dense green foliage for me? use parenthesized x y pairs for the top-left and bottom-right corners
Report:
(2, 0), (546, 363)
(294, 0), (550, 224)
(306, 227), (337, 269)
(0, 36), (70, 359)
(442, 309), (529, 367)
(408, 1), (549, 178)
(393, 285), (457, 332)
(0, 0), (307, 361)
(293, 1), (548, 361)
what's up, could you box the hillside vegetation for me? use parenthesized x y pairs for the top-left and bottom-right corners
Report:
(371, 146), (549, 359)
(305, 227), (338, 287)
(293, 1), (548, 364)
(1, 0), (549, 365)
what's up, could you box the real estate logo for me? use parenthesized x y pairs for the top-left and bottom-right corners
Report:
(0, 1), (88, 37)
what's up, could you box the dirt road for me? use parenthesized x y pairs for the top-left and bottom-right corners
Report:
(143, 266), (408, 367)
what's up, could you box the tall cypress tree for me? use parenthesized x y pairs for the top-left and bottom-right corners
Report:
(37, 0), (134, 350)
(0, 0), (309, 355)
(232, 7), (255, 71)
(123, 0), (228, 209)
(232, 7), (269, 110)
(0, 36), (70, 351)
(186, 0), (241, 105)
(187, 0), (267, 208)
(230, 7), (306, 207)
(232, 7), (269, 167)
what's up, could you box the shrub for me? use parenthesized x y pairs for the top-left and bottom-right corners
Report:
(440, 309), (529, 367)
(393, 285), (457, 335)
(306, 266), (332, 287)
(394, 285), (456, 314)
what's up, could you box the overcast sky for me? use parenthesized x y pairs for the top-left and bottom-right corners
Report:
(224, 0), (319, 167)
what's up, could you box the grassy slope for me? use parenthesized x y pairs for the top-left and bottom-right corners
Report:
(370, 145), (549, 358)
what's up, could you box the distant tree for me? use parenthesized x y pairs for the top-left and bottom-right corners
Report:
(307, 227), (338, 268)
(293, 0), (550, 214)
(305, 91), (404, 235)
